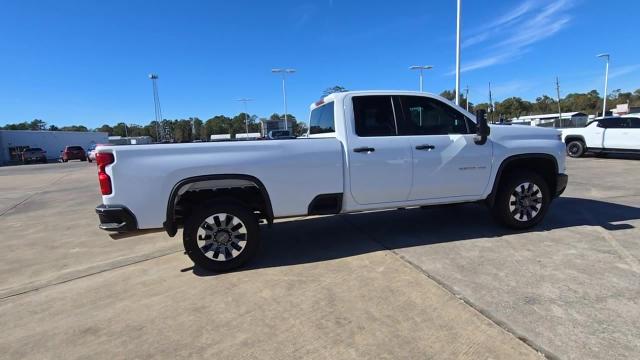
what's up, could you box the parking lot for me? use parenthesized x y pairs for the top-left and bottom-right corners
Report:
(1, 157), (639, 359)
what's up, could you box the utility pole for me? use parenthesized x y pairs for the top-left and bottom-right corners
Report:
(148, 74), (162, 142)
(235, 98), (254, 136)
(464, 85), (469, 112)
(488, 82), (494, 124)
(556, 76), (563, 127)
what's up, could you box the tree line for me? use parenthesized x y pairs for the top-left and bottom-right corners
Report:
(2, 88), (639, 138)
(1, 113), (309, 143)
(440, 88), (640, 120)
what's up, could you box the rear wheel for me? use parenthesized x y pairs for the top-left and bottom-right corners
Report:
(492, 171), (550, 229)
(183, 203), (260, 272)
(566, 140), (585, 158)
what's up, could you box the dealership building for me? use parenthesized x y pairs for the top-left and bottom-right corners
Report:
(0, 130), (108, 165)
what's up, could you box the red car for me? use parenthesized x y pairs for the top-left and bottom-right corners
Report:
(61, 146), (87, 162)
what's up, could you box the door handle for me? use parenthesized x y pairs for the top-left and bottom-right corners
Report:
(353, 147), (375, 153)
(415, 144), (435, 150)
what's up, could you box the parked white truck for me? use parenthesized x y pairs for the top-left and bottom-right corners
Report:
(95, 91), (568, 271)
(562, 116), (640, 157)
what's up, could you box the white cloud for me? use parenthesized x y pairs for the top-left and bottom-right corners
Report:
(458, 0), (573, 73)
(608, 64), (640, 79)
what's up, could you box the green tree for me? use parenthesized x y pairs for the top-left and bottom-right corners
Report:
(497, 97), (532, 119)
(322, 86), (348, 97)
(205, 115), (232, 138)
(60, 125), (89, 132)
(112, 122), (128, 137)
(192, 118), (204, 140)
(30, 119), (46, 130)
(439, 89), (469, 110)
(96, 124), (114, 135)
(48, 125), (60, 131)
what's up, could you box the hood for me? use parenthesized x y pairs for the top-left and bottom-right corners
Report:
(489, 124), (561, 141)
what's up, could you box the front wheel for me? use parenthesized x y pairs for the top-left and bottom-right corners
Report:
(492, 171), (550, 229)
(183, 203), (260, 272)
(566, 140), (585, 158)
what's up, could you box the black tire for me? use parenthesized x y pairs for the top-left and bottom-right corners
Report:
(183, 203), (260, 272)
(566, 140), (585, 158)
(492, 171), (551, 229)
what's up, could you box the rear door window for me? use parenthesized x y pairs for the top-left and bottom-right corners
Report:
(352, 96), (397, 137)
(309, 102), (335, 134)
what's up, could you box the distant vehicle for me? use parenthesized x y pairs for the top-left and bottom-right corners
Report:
(561, 116), (640, 157)
(95, 91), (567, 272)
(267, 130), (296, 139)
(87, 144), (107, 163)
(61, 146), (87, 162)
(21, 148), (47, 164)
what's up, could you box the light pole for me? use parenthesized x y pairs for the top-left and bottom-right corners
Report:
(235, 98), (254, 136)
(455, 0), (462, 105)
(148, 73), (162, 141)
(597, 53), (610, 117)
(271, 68), (296, 131)
(408, 65), (433, 92)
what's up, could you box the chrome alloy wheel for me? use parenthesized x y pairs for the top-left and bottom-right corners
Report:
(509, 182), (543, 222)
(196, 213), (248, 261)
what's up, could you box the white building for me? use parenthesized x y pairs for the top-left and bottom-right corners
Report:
(108, 136), (153, 145)
(510, 112), (589, 128)
(0, 130), (108, 165)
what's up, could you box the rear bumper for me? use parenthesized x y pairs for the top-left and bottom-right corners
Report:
(95, 204), (138, 232)
(555, 174), (568, 197)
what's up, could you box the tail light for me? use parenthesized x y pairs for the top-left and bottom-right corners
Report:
(96, 152), (115, 195)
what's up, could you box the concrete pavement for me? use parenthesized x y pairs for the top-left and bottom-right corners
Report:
(1, 156), (639, 359)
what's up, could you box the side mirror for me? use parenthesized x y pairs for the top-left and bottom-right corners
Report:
(474, 109), (490, 145)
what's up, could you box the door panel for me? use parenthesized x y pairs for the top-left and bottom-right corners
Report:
(408, 135), (492, 200)
(347, 95), (412, 204)
(604, 129), (629, 149)
(394, 95), (492, 200)
(348, 137), (412, 204)
(584, 123), (604, 148)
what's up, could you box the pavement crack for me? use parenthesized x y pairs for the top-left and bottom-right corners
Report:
(338, 214), (557, 360)
(0, 173), (71, 217)
(0, 249), (181, 301)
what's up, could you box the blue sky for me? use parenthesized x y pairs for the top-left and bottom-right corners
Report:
(1, 0), (639, 128)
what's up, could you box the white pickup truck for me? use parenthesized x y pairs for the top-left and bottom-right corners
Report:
(95, 91), (568, 271)
(562, 116), (640, 157)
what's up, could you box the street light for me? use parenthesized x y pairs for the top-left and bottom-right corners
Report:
(408, 65), (433, 92)
(235, 98), (254, 136)
(597, 53), (610, 117)
(454, 0), (462, 105)
(271, 68), (296, 131)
